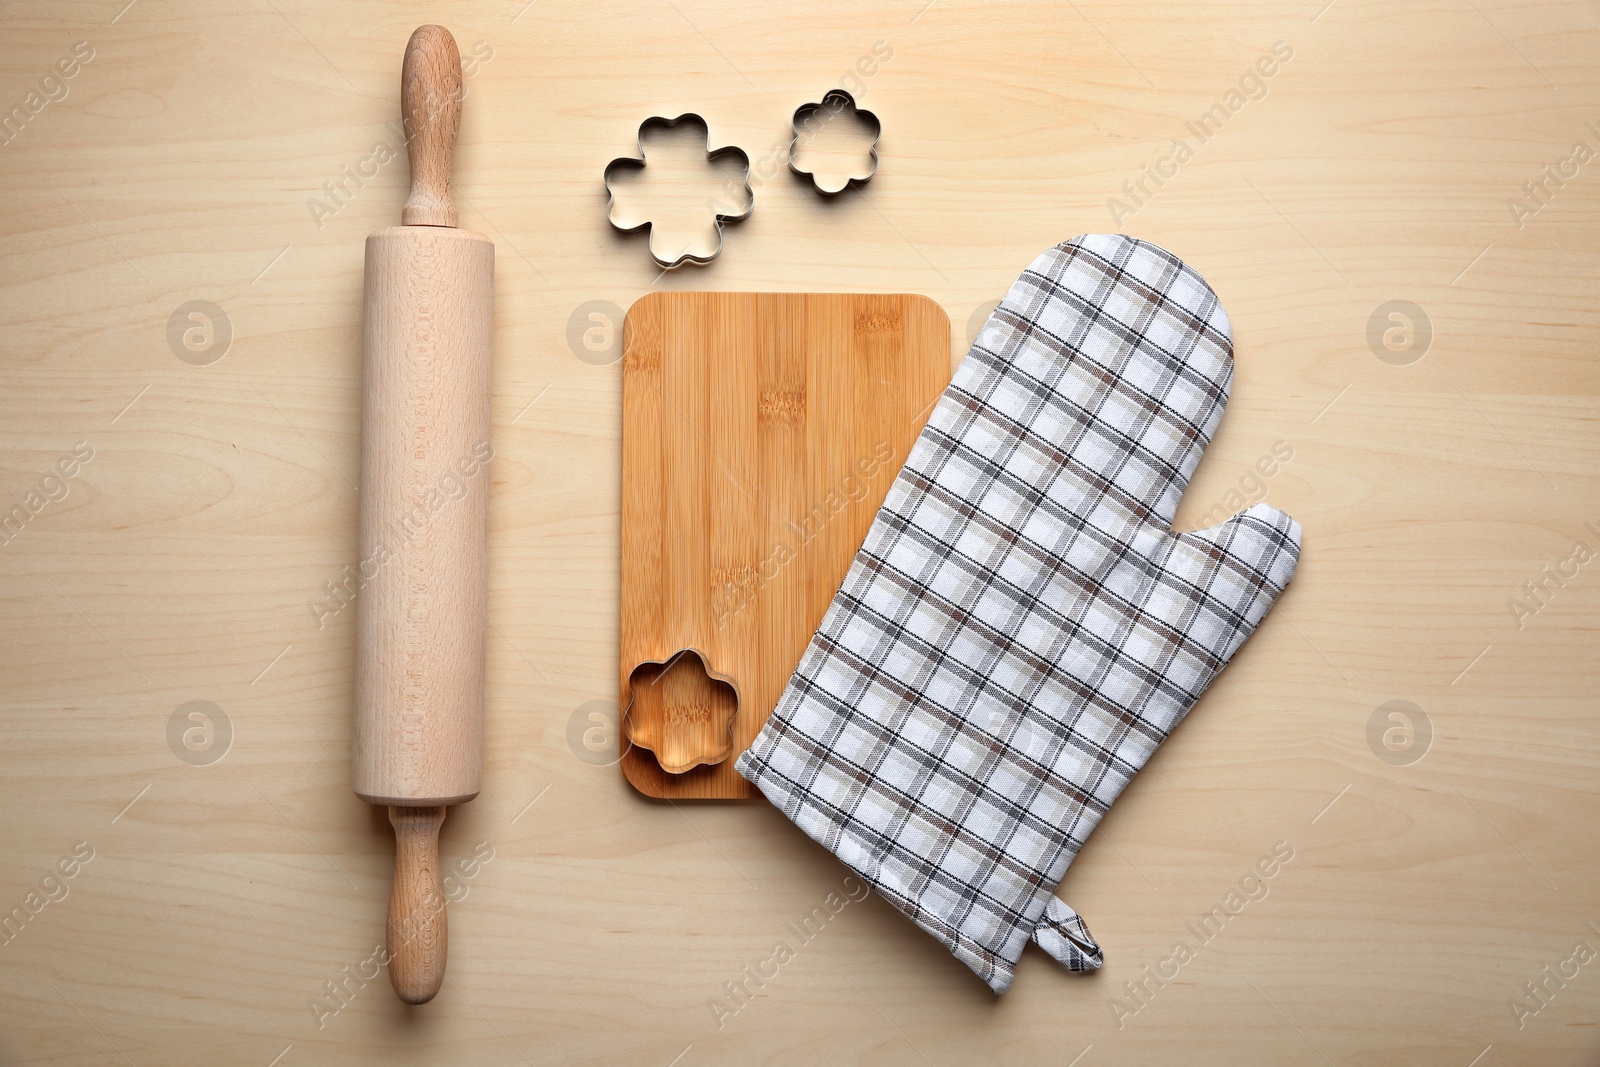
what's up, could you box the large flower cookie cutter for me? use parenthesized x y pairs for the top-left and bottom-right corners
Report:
(603, 113), (754, 270)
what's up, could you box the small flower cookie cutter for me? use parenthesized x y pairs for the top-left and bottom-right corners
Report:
(603, 113), (754, 270)
(787, 89), (882, 196)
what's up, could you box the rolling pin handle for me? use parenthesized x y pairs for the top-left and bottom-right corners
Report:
(386, 805), (448, 1004)
(400, 25), (462, 228)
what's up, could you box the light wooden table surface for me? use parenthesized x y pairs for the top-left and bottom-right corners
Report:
(2, 1), (1597, 1064)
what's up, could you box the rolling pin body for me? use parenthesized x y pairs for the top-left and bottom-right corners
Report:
(354, 224), (493, 808)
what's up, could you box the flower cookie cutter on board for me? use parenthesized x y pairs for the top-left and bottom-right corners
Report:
(787, 89), (881, 196)
(603, 113), (754, 270)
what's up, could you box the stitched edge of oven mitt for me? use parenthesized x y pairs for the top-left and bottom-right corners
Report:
(735, 233), (1301, 993)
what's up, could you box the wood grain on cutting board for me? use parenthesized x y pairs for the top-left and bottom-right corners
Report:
(619, 292), (950, 797)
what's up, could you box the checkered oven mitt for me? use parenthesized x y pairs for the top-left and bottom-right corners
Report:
(736, 234), (1300, 993)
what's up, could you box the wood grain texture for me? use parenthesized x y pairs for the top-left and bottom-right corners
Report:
(355, 22), (488, 1009)
(400, 26), (462, 228)
(353, 225), (493, 807)
(619, 292), (949, 796)
(385, 805), (448, 1004)
(0, 0), (1597, 1063)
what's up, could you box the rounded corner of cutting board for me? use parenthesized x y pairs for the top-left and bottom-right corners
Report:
(900, 292), (953, 331)
(623, 290), (669, 323)
(620, 751), (671, 798)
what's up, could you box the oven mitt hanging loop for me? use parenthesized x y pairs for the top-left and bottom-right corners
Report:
(737, 234), (1300, 993)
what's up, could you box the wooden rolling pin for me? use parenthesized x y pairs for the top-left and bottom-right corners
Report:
(353, 24), (493, 1006)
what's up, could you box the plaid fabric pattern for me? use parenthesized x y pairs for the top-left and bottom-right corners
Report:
(736, 234), (1301, 993)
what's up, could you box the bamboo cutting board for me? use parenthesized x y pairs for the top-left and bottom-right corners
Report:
(620, 292), (951, 799)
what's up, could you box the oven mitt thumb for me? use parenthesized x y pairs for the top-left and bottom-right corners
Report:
(736, 234), (1300, 994)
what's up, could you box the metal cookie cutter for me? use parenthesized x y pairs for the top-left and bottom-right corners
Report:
(603, 113), (753, 270)
(787, 89), (881, 196)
